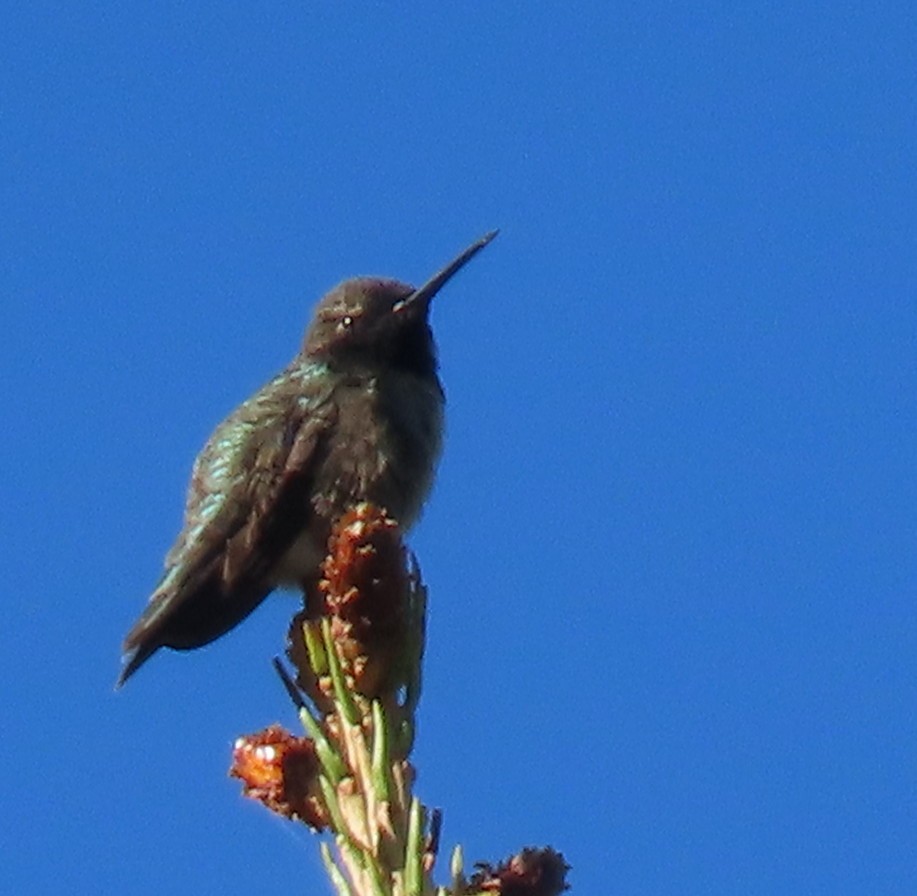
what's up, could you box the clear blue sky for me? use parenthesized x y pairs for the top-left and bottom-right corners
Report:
(4, 4), (916, 894)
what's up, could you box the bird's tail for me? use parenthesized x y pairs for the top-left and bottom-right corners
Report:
(117, 573), (272, 687)
(116, 579), (178, 688)
(116, 639), (160, 688)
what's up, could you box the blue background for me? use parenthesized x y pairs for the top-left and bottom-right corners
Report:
(3, 4), (916, 893)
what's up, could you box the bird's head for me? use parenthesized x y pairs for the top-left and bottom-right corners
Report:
(302, 231), (498, 375)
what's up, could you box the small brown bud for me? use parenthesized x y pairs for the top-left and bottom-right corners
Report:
(229, 724), (327, 829)
(470, 847), (570, 896)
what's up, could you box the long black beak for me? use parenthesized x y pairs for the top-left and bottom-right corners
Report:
(393, 230), (499, 314)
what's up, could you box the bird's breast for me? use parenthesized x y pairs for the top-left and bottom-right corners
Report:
(318, 372), (443, 524)
(270, 369), (443, 588)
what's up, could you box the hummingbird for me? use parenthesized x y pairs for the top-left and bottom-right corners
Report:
(118, 231), (498, 686)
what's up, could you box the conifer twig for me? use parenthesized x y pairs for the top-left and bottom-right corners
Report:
(230, 503), (569, 895)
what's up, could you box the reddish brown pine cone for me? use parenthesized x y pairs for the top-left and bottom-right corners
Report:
(289, 503), (422, 703)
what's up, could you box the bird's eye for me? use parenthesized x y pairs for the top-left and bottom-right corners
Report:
(340, 315), (354, 330)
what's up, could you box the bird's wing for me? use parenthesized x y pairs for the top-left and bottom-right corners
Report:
(122, 367), (336, 655)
